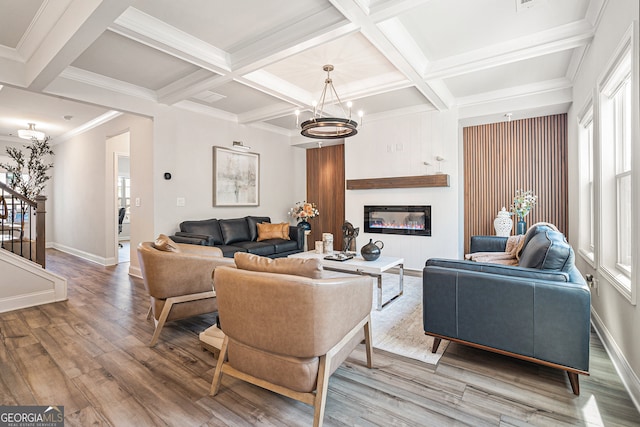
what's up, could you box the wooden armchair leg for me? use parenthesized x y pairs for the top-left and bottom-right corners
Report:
(313, 355), (332, 427)
(567, 371), (580, 395)
(210, 336), (229, 396)
(149, 300), (173, 347)
(363, 316), (373, 368)
(146, 304), (153, 320)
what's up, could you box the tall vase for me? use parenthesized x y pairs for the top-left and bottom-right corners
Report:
(516, 218), (527, 235)
(298, 220), (311, 231)
(493, 207), (512, 237)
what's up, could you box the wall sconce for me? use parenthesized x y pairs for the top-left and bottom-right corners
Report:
(232, 141), (251, 151)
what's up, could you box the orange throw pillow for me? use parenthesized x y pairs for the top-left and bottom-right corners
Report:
(256, 222), (290, 241)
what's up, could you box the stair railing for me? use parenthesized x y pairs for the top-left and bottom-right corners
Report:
(0, 182), (46, 268)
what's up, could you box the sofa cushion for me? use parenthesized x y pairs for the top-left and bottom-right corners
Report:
(263, 238), (299, 254)
(179, 218), (224, 245)
(518, 230), (573, 271)
(219, 218), (252, 244)
(234, 252), (323, 278)
(234, 241), (276, 257)
(247, 216), (271, 241)
(217, 245), (247, 258)
(152, 234), (180, 252)
(256, 222), (290, 241)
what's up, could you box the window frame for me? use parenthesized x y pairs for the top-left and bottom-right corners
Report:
(577, 97), (596, 267)
(596, 21), (639, 304)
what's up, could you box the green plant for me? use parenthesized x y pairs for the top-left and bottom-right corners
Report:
(510, 189), (537, 219)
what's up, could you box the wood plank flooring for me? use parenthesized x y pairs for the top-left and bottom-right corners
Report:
(0, 249), (638, 426)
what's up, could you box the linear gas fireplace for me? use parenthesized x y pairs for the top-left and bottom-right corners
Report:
(364, 205), (431, 236)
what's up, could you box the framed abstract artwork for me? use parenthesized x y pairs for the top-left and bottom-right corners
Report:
(212, 146), (260, 206)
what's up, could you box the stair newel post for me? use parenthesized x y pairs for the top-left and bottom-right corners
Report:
(35, 195), (46, 268)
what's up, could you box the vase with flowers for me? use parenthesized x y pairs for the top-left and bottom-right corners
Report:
(510, 189), (537, 235)
(289, 201), (319, 231)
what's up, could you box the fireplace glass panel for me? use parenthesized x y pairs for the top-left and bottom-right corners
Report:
(364, 205), (431, 236)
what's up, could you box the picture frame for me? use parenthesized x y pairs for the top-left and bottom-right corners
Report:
(213, 146), (260, 206)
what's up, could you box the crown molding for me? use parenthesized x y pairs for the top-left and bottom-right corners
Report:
(54, 110), (123, 144)
(457, 77), (572, 108)
(60, 66), (157, 102)
(173, 100), (238, 123)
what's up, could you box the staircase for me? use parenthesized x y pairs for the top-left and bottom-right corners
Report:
(0, 182), (67, 313)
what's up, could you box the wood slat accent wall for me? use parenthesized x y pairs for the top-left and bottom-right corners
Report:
(306, 144), (345, 251)
(463, 114), (568, 254)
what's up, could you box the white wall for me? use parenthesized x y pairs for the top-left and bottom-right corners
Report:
(51, 113), (154, 268)
(152, 107), (306, 236)
(50, 105), (306, 275)
(568, 0), (640, 407)
(345, 108), (460, 270)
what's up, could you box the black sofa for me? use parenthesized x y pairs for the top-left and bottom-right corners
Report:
(423, 224), (590, 395)
(170, 216), (304, 258)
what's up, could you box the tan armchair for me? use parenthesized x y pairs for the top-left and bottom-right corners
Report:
(209, 264), (373, 427)
(137, 241), (234, 346)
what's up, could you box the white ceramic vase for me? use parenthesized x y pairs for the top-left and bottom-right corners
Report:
(493, 207), (513, 237)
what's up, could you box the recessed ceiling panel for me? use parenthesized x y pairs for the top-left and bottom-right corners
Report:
(262, 33), (405, 99)
(354, 87), (431, 115)
(191, 81), (286, 114)
(135, 0), (339, 52)
(72, 30), (201, 90)
(444, 50), (573, 98)
(399, 0), (590, 60)
(0, 0), (43, 48)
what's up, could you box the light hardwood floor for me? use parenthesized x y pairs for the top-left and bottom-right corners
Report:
(0, 249), (638, 426)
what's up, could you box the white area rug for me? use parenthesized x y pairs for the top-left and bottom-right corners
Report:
(369, 273), (447, 366)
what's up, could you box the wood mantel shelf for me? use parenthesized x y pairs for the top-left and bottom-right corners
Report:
(346, 174), (450, 190)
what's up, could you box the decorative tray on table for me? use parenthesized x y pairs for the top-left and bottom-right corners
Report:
(324, 253), (354, 262)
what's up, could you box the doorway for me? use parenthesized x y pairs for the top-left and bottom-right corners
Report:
(116, 154), (130, 262)
(108, 131), (131, 264)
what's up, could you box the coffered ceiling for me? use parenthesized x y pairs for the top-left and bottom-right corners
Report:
(0, 0), (601, 143)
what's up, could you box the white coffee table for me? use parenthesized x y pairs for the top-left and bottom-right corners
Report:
(289, 251), (404, 310)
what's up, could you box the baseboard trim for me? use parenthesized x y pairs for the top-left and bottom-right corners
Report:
(50, 243), (109, 266)
(591, 308), (640, 413)
(129, 266), (142, 278)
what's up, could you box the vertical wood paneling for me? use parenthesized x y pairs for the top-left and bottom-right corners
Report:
(463, 114), (568, 254)
(306, 144), (345, 251)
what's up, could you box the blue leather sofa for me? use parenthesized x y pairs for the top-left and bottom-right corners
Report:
(170, 216), (304, 258)
(423, 224), (590, 394)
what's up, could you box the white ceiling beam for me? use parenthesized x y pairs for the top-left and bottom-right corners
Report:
(26, 0), (135, 91)
(231, 7), (356, 71)
(329, 0), (452, 110)
(424, 20), (594, 80)
(110, 7), (231, 74)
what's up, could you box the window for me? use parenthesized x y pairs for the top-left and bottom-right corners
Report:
(597, 21), (637, 302)
(117, 176), (130, 223)
(578, 101), (595, 264)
